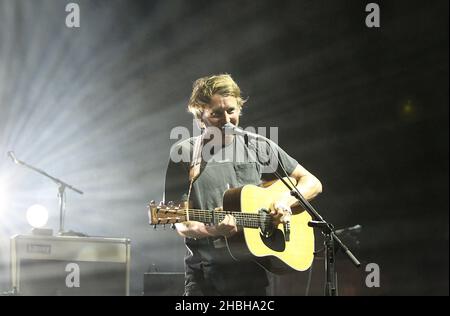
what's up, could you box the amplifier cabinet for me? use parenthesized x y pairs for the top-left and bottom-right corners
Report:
(10, 234), (130, 296)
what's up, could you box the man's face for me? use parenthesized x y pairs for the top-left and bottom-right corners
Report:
(200, 94), (241, 145)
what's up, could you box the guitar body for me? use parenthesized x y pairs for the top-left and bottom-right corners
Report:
(223, 178), (314, 274)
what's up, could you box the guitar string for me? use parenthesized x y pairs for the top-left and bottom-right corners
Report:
(156, 210), (271, 228)
(162, 209), (264, 219)
(158, 209), (278, 226)
(161, 208), (274, 217)
(160, 210), (270, 222)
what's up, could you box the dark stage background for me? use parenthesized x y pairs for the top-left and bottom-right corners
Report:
(0, 0), (448, 295)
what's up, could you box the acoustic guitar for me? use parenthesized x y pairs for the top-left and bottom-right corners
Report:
(148, 178), (314, 274)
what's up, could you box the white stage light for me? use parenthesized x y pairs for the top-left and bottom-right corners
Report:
(26, 204), (49, 228)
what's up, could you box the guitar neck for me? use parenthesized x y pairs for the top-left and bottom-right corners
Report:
(187, 209), (261, 228)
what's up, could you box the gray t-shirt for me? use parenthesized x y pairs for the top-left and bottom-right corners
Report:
(164, 134), (298, 295)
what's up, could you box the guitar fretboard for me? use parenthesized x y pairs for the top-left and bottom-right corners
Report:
(185, 209), (267, 228)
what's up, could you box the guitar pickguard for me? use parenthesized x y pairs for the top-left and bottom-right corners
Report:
(260, 229), (286, 252)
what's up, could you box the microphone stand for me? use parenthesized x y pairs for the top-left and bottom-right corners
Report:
(224, 125), (361, 296)
(7, 151), (83, 235)
(290, 189), (361, 296)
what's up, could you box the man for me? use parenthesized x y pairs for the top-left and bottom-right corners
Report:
(164, 74), (322, 296)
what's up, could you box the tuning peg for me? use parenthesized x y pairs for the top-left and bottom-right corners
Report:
(153, 225), (157, 229)
(168, 201), (174, 207)
(171, 223), (176, 230)
(148, 200), (156, 209)
(163, 224), (166, 230)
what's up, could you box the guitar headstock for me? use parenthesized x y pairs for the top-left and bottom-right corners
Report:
(147, 200), (187, 226)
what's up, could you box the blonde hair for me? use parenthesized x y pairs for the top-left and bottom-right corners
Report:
(187, 74), (247, 119)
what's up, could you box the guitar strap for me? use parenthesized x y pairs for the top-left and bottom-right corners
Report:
(189, 134), (203, 182)
(188, 133), (227, 248)
(186, 133), (204, 221)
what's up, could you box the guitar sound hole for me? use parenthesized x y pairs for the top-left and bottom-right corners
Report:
(260, 229), (286, 252)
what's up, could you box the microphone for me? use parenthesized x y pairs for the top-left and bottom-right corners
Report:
(222, 123), (260, 139)
(7, 151), (20, 164)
